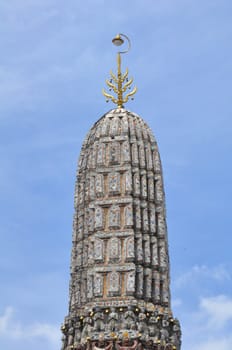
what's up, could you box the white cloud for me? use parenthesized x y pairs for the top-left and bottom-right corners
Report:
(200, 295), (232, 329)
(174, 264), (231, 288)
(182, 294), (232, 350)
(0, 307), (60, 345)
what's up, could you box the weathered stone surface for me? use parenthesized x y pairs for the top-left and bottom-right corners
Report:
(62, 108), (181, 350)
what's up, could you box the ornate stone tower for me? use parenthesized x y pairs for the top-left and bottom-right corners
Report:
(61, 34), (181, 350)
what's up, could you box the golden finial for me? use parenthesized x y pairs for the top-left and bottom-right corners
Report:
(102, 33), (137, 108)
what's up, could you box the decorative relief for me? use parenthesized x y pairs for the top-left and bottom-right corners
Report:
(153, 271), (161, 302)
(95, 174), (104, 197)
(124, 204), (133, 228)
(153, 151), (161, 173)
(100, 118), (109, 136)
(87, 272), (93, 299)
(125, 237), (134, 261)
(136, 266), (143, 297)
(76, 242), (82, 267)
(122, 141), (130, 163)
(121, 116), (129, 134)
(151, 236), (158, 267)
(159, 240), (168, 269)
(94, 238), (104, 261)
(88, 147), (96, 169)
(94, 274), (103, 296)
(108, 172), (120, 195)
(144, 235), (151, 266)
(109, 205), (121, 229)
(135, 235), (143, 262)
(109, 237), (121, 261)
(161, 276), (170, 304)
(126, 271), (135, 294)
(146, 144), (153, 170)
(131, 143), (139, 165)
(108, 271), (120, 295)
(133, 173), (140, 196)
(109, 142), (120, 164)
(142, 206), (149, 232)
(141, 174), (147, 198)
(139, 144), (146, 168)
(144, 268), (152, 299)
(89, 176), (95, 200)
(155, 176), (163, 202)
(95, 206), (104, 230)
(87, 241), (94, 264)
(135, 204), (141, 230)
(97, 143), (106, 166)
(88, 208), (95, 233)
(149, 204), (156, 233)
(109, 117), (119, 136)
(157, 213), (166, 237)
(125, 171), (132, 193)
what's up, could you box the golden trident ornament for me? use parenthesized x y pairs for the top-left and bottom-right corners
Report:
(102, 33), (137, 108)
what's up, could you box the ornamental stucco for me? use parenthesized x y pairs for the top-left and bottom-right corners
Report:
(61, 108), (181, 350)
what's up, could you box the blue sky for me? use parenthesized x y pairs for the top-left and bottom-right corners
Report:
(0, 1), (232, 349)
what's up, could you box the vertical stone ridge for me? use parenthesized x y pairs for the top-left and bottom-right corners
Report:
(61, 108), (181, 350)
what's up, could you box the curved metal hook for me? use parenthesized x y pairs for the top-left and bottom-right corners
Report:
(118, 33), (131, 54)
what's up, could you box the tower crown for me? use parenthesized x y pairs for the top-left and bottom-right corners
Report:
(61, 35), (181, 350)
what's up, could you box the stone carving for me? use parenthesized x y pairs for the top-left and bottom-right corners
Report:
(87, 273), (93, 299)
(149, 204), (156, 233)
(125, 171), (132, 193)
(151, 236), (158, 267)
(159, 240), (168, 269)
(108, 172), (120, 195)
(131, 143), (139, 165)
(109, 117), (119, 136)
(95, 206), (104, 230)
(94, 274), (103, 296)
(97, 143), (106, 166)
(108, 271), (120, 295)
(89, 176), (95, 200)
(135, 235), (143, 263)
(139, 144), (145, 168)
(141, 174), (147, 198)
(142, 206), (149, 232)
(123, 306), (136, 330)
(133, 173), (140, 196)
(107, 307), (119, 331)
(94, 239), (104, 261)
(96, 174), (104, 197)
(148, 177), (155, 201)
(137, 309), (148, 334)
(109, 205), (120, 229)
(136, 266), (143, 297)
(82, 316), (93, 340)
(93, 310), (105, 332)
(125, 237), (134, 261)
(109, 237), (121, 261)
(62, 109), (181, 350)
(109, 142), (120, 164)
(122, 141), (130, 163)
(124, 204), (133, 228)
(144, 235), (151, 265)
(126, 271), (135, 294)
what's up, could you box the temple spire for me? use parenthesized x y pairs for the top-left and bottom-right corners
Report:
(102, 33), (137, 108)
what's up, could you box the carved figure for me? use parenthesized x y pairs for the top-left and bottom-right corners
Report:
(123, 306), (136, 330)
(107, 307), (119, 331)
(116, 335), (138, 350)
(93, 334), (113, 350)
(93, 310), (105, 332)
(81, 316), (93, 340)
(137, 309), (148, 333)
